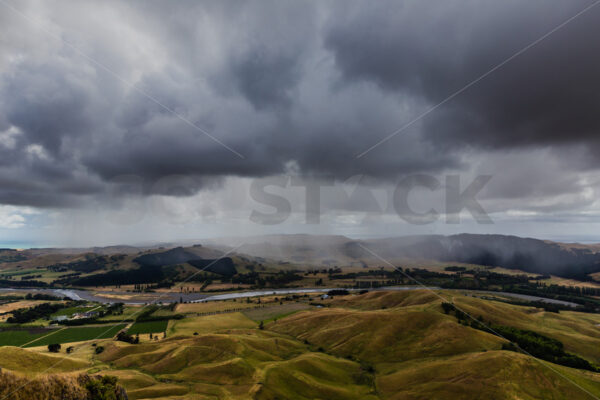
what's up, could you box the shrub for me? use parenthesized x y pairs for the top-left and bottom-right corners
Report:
(327, 289), (349, 296)
(48, 343), (61, 353)
(441, 302), (454, 314)
(85, 375), (126, 400)
(8, 303), (67, 324)
(116, 331), (138, 344)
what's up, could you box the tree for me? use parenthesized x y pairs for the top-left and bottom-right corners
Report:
(441, 302), (455, 314)
(85, 375), (125, 400)
(259, 321), (264, 330)
(116, 331), (137, 344)
(48, 343), (61, 353)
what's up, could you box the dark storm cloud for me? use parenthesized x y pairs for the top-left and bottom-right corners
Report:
(324, 0), (600, 151)
(229, 47), (303, 110)
(3, 62), (95, 156)
(0, 0), (599, 211)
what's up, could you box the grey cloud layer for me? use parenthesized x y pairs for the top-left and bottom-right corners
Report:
(326, 0), (600, 150)
(0, 0), (599, 211)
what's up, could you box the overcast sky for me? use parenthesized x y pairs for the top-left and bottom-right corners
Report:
(1, 0), (600, 247)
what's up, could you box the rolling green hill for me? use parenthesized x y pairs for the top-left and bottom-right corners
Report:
(2, 290), (600, 399)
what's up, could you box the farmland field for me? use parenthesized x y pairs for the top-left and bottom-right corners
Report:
(51, 305), (101, 317)
(0, 328), (49, 346)
(127, 320), (168, 335)
(168, 312), (256, 336)
(242, 303), (311, 322)
(175, 300), (257, 314)
(23, 324), (126, 347)
(98, 305), (143, 321)
(0, 300), (58, 314)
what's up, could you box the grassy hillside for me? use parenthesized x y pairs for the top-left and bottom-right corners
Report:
(256, 353), (378, 400)
(326, 289), (440, 310)
(378, 351), (600, 400)
(97, 329), (350, 398)
(0, 347), (89, 374)
(268, 307), (505, 370)
(268, 290), (600, 398)
(0, 369), (127, 400)
(167, 312), (257, 336)
(2, 289), (600, 399)
(451, 293), (600, 363)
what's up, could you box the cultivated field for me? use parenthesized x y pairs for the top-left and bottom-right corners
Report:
(168, 312), (256, 336)
(23, 324), (127, 347)
(242, 303), (311, 322)
(127, 320), (168, 335)
(175, 300), (257, 314)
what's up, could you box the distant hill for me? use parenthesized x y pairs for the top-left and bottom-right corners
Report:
(355, 234), (600, 279)
(134, 247), (202, 267)
(188, 258), (237, 276)
(205, 234), (360, 266)
(209, 234), (600, 280)
(7, 234), (600, 281)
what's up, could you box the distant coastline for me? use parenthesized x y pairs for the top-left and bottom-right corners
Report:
(0, 242), (52, 250)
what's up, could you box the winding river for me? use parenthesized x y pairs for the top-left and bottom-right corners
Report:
(0, 286), (580, 307)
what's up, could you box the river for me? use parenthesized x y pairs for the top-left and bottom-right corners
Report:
(0, 286), (580, 307)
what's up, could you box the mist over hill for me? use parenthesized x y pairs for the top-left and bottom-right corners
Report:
(209, 234), (600, 280)
(4, 233), (600, 281)
(358, 234), (600, 279)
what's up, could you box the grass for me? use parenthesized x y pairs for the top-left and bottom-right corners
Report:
(128, 320), (168, 335)
(96, 329), (308, 398)
(168, 312), (256, 336)
(243, 303), (311, 322)
(257, 352), (378, 400)
(98, 305), (142, 321)
(540, 275), (600, 288)
(1, 289), (599, 399)
(51, 305), (101, 317)
(149, 308), (178, 318)
(0, 268), (40, 276)
(0, 346), (89, 374)
(377, 350), (600, 400)
(325, 290), (440, 310)
(0, 328), (48, 346)
(320, 290), (600, 365)
(23, 324), (126, 347)
(450, 293), (600, 364)
(0, 300), (59, 314)
(175, 300), (257, 314)
(268, 307), (505, 369)
(0, 368), (90, 399)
